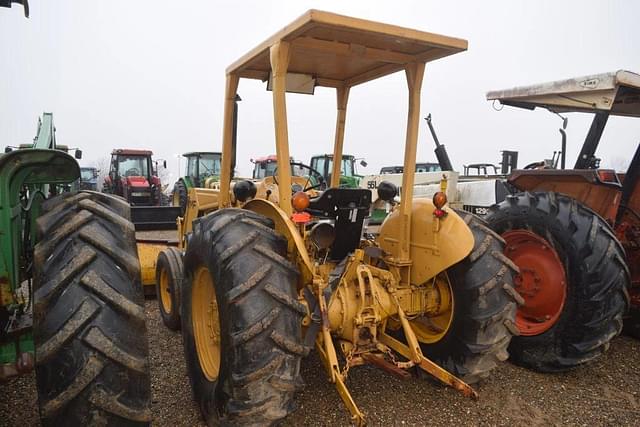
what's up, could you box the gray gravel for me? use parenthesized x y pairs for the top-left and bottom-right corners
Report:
(2, 299), (640, 426)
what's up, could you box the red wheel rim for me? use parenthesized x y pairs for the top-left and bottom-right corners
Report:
(503, 230), (567, 336)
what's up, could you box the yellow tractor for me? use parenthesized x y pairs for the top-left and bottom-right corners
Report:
(153, 10), (520, 425)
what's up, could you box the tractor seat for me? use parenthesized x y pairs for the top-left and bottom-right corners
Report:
(307, 188), (371, 260)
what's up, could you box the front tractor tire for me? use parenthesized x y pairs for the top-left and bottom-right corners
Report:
(181, 209), (307, 426)
(416, 210), (520, 384)
(156, 247), (184, 331)
(486, 192), (630, 372)
(33, 191), (151, 426)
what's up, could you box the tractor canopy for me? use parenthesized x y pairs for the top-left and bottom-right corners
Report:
(487, 70), (640, 117)
(219, 9), (467, 217)
(487, 70), (640, 170)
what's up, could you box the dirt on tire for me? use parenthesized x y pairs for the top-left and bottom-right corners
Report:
(33, 191), (151, 426)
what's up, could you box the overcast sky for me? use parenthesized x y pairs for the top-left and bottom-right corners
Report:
(1, 0), (639, 183)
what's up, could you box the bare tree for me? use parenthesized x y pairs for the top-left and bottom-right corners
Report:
(91, 157), (111, 192)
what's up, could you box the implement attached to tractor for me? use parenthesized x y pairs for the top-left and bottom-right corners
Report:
(151, 10), (519, 425)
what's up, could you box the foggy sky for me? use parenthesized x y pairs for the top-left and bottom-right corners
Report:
(1, 0), (639, 185)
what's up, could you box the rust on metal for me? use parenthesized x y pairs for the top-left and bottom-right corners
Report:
(361, 353), (411, 380)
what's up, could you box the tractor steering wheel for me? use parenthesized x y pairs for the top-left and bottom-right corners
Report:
(273, 162), (326, 192)
(125, 168), (141, 177)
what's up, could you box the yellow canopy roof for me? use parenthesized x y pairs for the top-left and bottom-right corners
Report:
(227, 9), (468, 88)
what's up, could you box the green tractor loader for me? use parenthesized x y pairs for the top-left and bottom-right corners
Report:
(0, 112), (151, 425)
(172, 151), (222, 215)
(310, 153), (366, 188)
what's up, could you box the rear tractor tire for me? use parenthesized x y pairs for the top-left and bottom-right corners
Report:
(415, 210), (520, 384)
(486, 192), (630, 372)
(181, 209), (307, 425)
(33, 191), (151, 426)
(155, 247), (184, 331)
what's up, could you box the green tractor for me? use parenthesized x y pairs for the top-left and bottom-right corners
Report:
(172, 151), (222, 215)
(310, 153), (366, 188)
(0, 112), (151, 424)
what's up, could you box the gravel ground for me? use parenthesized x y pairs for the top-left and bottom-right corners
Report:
(2, 299), (640, 426)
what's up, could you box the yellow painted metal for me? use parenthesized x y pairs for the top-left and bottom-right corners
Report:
(211, 10), (477, 423)
(159, 264), (172, 314)
(137, 241), (169, 287)
(243, 198), (314, 285)
(334, 366), (366, 426)
(398, 62), (426, 261)
(330, 86), (350, 188)
(192, 266), (221, 382)
(180, 187), (221, 244)
(254, 175), (312, 205)
(316, 280), (366, 425)
(379, 329), (478, 399)
(409, 274), (454, 344)
(219, 74), (239, 208)
(270, 41), (293, 216)
(378, 199), (473, 285)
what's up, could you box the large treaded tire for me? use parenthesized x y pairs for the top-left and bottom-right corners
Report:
(624, 309), (640, 339)
(182, 208), (307, 426)
(155, 247), (184, 331)
(33, 191), (151, 426)
(420, 210), (520, 384)
(486, 192), (630, 372)
(172, 179), (188, 216)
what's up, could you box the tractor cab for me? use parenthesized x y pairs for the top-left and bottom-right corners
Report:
(79, 166), (99, 191)
(251, 154), (324, 190)
(184, 151), (221, 187)
(251, 154), (281, 179)
(105, 149), (163, 206)
(379, 162), (441, 174)
(309, 153), (366, 188)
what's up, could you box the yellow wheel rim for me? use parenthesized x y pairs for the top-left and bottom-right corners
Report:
(410, 274), (454, 344)
(159, 266), (172, 314)
(192, 266), (221, 381)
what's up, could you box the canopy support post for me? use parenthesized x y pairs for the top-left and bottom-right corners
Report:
(270, 41), (293, 215)
(398, 62), (425, 261)
(330, 86), (350, 188)
(220, 73), (239, 207)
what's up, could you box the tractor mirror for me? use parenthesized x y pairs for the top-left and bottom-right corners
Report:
(163, 160), (167, 169)
(4, 146), (12, 153)
(75, 149), (83, 159)
(562, 117), (568, 130)
(360, 160), (368, 167)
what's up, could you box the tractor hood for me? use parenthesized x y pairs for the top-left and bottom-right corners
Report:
(126, 176), (150, 188)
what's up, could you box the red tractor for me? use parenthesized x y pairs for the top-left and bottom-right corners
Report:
(485, 70), (640, 370)
(103, 148), (165, 205)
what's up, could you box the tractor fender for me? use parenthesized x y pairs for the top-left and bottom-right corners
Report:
(377, 198), (474, 285)
(243, 198), (314, 287)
